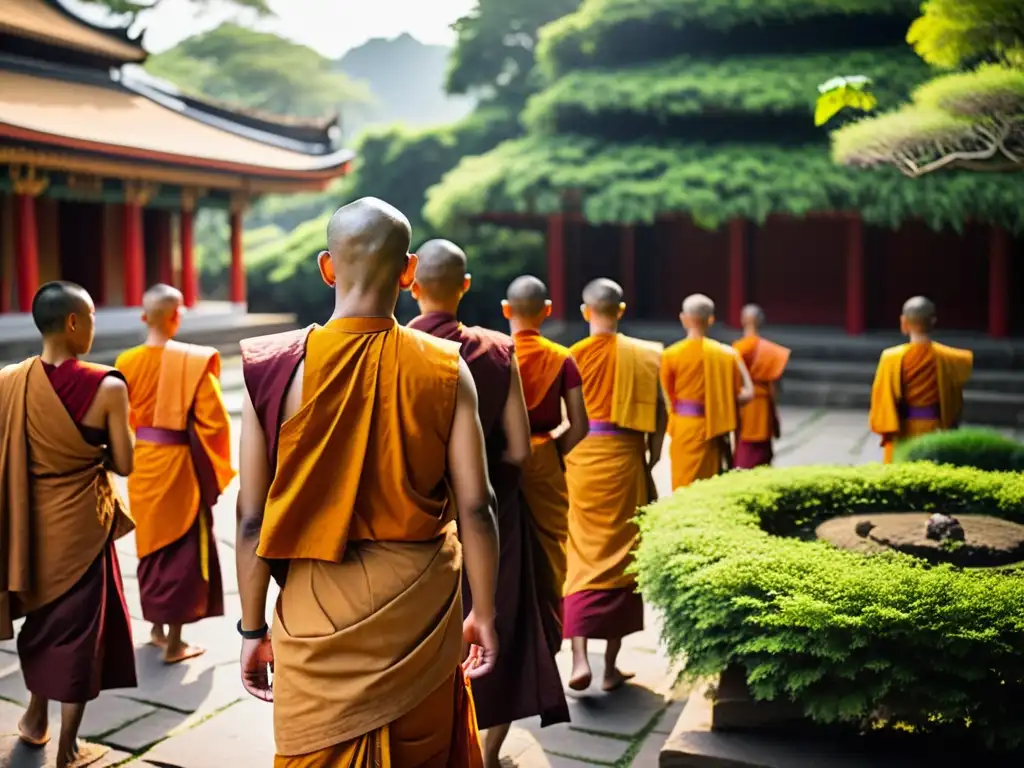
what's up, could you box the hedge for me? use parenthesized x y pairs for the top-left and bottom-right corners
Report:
(894, 428), (1024, 472)
(634, 463), (1024, 749)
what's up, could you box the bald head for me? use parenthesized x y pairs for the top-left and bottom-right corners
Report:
(582, 278), (623, 317)
(682, 294), (715, 321)
(741, 303), (765, 328)
(506, 275), (549, 317)
(32, 281), (91, 336)
(414, 239), (468, 300)
(326, 197), (412, 289)
(902, 296), (936, 329)
(143, 283), (183, 327)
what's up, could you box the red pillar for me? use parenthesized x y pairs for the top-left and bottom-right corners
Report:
(122, 202), (144, 307)
(988, 227), (1010, 338)
(844, 215), (865, 335)
(180, 209), (197, 308)
(547, 214), (566, 320)
(620, 224), (636, 310)
(727, 219), (747, 327)
(229, 209), (245, 305)
(156, 209), (174, 287)
(14, 194), (39, 313)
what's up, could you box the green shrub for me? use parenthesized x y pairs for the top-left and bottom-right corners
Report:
(894, 428), (1024, 472)
(635, 463), (1024, 750)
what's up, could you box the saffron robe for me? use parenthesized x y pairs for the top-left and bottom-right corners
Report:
(0, 358), (136, 703)
(869, 341), (974, 463)
(732, 335), (790, 469)
(513, 329), (582, 653)
(408, 312), (569, 730)
(116, 342), (234, 625)
(563, 334), (662, 640)
(240, 318), (482, 767)
(661, 337), (743, 490)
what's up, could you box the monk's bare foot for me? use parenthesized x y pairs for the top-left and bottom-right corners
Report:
(57, 740), (109, 768)
(163, 642), (206, 665)
(17, 711), (50, 747)
(567, 662), (592, 692)
(149, 625), (168, 649)
(601, 667), (635, 692)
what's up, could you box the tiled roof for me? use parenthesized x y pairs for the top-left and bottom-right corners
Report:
(0, 0), (145, 63)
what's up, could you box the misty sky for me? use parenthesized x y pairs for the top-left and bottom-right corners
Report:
(66, 0), (477, 56)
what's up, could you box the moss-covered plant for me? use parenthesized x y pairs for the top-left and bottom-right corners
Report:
(894, 428), (1024, 472)
(635, 464), (1024, 750)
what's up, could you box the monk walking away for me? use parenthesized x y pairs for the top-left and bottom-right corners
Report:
(870, 296), (973, 463)
(410, 244), (570, 768)
(502, 275), (589, 651)
(661, 294), (753, 490)
(0, 281), (136, 768)
(236, 199), (499, 767)
(565, 279), (666, 693)
(731, 304), (790, 469)
(116, 284), (235, 664)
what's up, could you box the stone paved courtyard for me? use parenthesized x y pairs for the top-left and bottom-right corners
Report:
(2, 360), (1012, 767)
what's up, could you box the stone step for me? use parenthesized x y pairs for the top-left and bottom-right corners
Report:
(783, 360), (1024, 394)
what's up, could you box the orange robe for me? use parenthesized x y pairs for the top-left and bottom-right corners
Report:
(0, 358), (136, 702)
(240, 317), (482, 768)
(732, 335), (790, 469)
(869, 340), (974, 463)
(116, 342), (235, 625)
(514, 330), (580, 608)
(563, 333), (661, 640)
(661, 337), (743, 489)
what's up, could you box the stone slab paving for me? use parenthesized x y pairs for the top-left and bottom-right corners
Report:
(0, 355), (915, 767)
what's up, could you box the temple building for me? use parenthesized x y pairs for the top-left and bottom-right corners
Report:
(0, 0), (353, 316)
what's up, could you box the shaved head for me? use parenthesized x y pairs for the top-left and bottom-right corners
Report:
(414, 239), (468, 300)
(582, 278), (623, 317)
(902, 296), (936, 326)
(506, 275), (549, 316)
(32, 281), (91, 336)
(741, 303), (765, 327)
(143, 283), (183, 325)
(682, 294), (715, 320)
(326, 197), (412, 289)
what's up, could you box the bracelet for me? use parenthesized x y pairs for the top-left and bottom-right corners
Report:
(237, 620), (269, 640)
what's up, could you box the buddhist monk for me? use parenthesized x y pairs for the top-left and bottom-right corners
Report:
(661, 294), (754, 490)
(502, 275), (588, 656)
(731, 304), (790, 469)
(0, 281), (136, 768)
(869, 296), (974, 463)
(564, 278), (666, 693)
(236, 198), (499, 767)
(115, 284), (235, 664)
(410, 243), (569, 768)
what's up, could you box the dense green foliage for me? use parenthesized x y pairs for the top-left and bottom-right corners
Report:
(635, 464), (1024, 749)
(894, 429), (1024, 471)
(832, 64), (1024, 175)
(427, 136), (1024, 231)
(146, 23), (370, 119)
(907, 0), (1024, 70)
(538, 0), (920, 75)
(524, 48), (929, 132)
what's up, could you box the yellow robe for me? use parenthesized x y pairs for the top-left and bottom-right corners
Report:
(564, 334), (661, 599)
(243, 318), (482, 767)
(869, 340), (973, 463)
(661, 337), (743, 489)
(732, 335), (790, 444)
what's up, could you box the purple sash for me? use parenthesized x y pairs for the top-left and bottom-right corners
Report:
(136, 427), (189, 446)
(136, 423), (221, 511)
(902, 404), (940, 421)
(672, 399), (705, 417)
(588, 420), (626, 436)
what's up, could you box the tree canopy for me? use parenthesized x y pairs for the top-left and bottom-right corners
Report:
(146, 23), (371, 118)
(76, 0), (269, 20)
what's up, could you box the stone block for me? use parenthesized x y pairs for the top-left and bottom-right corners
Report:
(633, 730), (670, 766)
(103, 708), (197, 753)
(140, 698), (274, 768)
(120, 651), (244, 715)
(0, 736), (129, 768)
(520, 719), (630, 764)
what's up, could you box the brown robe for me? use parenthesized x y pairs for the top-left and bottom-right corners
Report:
(0, 358), (136, 703)
(407, 312), (569, 730)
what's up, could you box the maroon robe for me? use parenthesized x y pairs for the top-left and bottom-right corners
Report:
(17, 360), (137, 703)
(407, 312), (569, 730)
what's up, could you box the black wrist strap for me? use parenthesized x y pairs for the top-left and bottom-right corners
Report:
(237, 620), (268, 640)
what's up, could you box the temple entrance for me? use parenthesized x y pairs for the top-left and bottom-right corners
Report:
(57, 200), (105, 303)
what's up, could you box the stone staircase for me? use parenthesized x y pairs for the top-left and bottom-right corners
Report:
(547, 322), (1024, 429)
